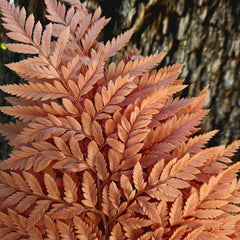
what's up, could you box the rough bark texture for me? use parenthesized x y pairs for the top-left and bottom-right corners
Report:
(0, 0), (239, 160)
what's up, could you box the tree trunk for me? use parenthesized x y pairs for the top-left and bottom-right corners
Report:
(0, 0), (239, 160)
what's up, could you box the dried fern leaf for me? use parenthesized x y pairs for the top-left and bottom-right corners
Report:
(0, 81), (69, 101)
(81, 16), (110, 53)
(109, 181), (121, 211)
(0, 121), (23, 142)
(120, 174), (135, 201)
(82, 171), (97, 208)
(137, 196), (161, 223)
(6, 61), (60, 80)
(95, 152), (109, 181)
(5, 43), (38, 54)
(12, 115), (85, 146)
(40, 23), (53, 57)
(56, 220), (75, 239)
(74, 215), (102, 240)
(103, 28), (134, 59)
(63, 173), (78, 203)
(109, 223), (124, 240)
(172, 130), (218, 159)
(50, 27), (70, 68)
(45, 0), (66, 24)
(1, 191), (26, 210)
(0, 106), (46, 122)
(200, 162), (240, 202)
(0, 0), (239, 238)
(96, 74), (137, 119)
(75, 14), (92, 42)
(78, 58), (104, 97)
(143, 110), (208, 151)
(0, 144), (64, 171)
(27, 199), (51, 227)
(105, 52), (166, 85)
(44, 173), (61, 200)
(44, 215), (59, 240)
(133, 162), (146, 192)
(0, 0), (45, 58)
(123, 64), (183, 106)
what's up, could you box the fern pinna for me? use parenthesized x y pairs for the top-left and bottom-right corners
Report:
(0, 0), (240, 239)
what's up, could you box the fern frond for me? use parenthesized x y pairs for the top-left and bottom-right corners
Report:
(110, 223), (124, 240)
(50, 27), (70, 68)
(105, 52), (166, 84)
(11, 115), (85, 146)
(82, 171), (97, 208)
(102, 28), (134, 59)
(118, 85), (186, 170)
(40, 23), (53, 57)
(0, 143), (60, 171)
(28, 200), (52, 227)
(0, 0), (239, 238)
(6, 60), (60, 81)
(63, 173), (78, 203)
(74, 215), (102, 240)
(123, 64), (183, 106)
(56, 220), (75, 239)
(43, 215), (59, 240)
(75, 14), (92, 42)
(137, 196), (161, 223)
(5, 98), (39, 109)
(169, 196), (183, 226)
(0, 120), (23, 142)
(0, 81), (69, 101)
(0, 0), (41, 54)
(0, 105), (46, 122)
(109, 181), (121, 211)
(172, 130), (219, 159)
(0, 209), (28, 238)
(5, 43), (38, 54)
(133, 162), (146, 192)
(45, 0), (67, 24)
(81, 16), (110, 53)
(94, 74), (137, 119)
(95, 152), (109, 181)
(78, 58), (104, 98)
(143, 110), (208, 152)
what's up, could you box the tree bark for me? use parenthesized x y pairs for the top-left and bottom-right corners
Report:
(0, 0), (239, 160)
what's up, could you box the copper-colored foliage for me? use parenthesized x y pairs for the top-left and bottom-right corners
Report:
(0, 0), (240, 239)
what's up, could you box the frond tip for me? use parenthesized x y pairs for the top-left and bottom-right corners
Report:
(0, 0), (239, 239)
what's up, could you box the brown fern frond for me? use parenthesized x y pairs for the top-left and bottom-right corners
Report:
(6, 59), (60, 81)
(94, 74), (137, 120)
(45, 0), (67, 24)
(171, 130), (219, 159)
(0, 0), (41, 54)
(0, 0), (239, 239)
(0, 105), (46, 122)
(81, 16), (110, 53)
(11, 114), (85, 146)
(102, 28), (134, 59)
(50, 26), (70, 68)
(0, 81), (69, 101)
(105, 52), (166, 84)
(0, 120), (23, 143)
